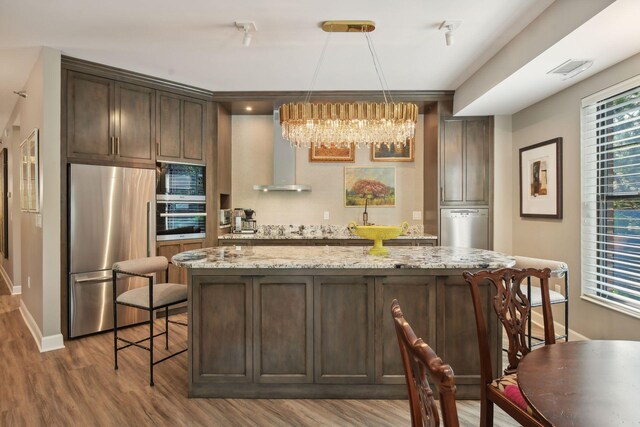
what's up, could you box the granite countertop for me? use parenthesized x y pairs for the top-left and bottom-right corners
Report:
(218, 224), (437, 240)
(172, 245), (515, 270)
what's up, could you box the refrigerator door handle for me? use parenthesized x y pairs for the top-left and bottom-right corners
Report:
(147, 201), (151, 257)
(75, 275), (113, 284)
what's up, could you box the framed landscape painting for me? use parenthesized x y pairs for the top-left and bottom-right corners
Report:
(371, 139), (414, 162)
(345, 167), (396, 207)
(519, 137), (563, 218)
(309, 143), (355, 162)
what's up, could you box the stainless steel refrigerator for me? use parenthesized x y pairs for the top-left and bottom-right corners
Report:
(68, 164), (156, 338)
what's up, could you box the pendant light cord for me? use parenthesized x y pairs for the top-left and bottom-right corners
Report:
(305, 29), (333, 103)
(365, 31), (393, 104)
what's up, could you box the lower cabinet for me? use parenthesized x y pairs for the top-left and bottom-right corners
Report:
(157, 239), (203, 284)
(189, 272), (497, 398)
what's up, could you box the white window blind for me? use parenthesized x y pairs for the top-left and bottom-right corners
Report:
(581, 75), (640, 317)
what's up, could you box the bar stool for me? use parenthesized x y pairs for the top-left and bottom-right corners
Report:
(513, 256), (569, 347)
(112, 256), (188, 386)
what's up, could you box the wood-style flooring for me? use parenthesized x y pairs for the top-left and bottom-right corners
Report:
(0, 282), (518, 426)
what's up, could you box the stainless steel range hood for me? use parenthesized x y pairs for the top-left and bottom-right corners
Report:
(253, 111), (311, 192)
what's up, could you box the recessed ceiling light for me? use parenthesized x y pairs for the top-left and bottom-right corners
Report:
(246, 106), (253, 112)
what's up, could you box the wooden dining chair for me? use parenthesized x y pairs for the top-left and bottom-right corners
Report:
(391, 299), (460, 427)
(463, 268), (556, 427)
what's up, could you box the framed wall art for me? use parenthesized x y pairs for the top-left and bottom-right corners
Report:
(20, 128), (39, 213)
(371, 138), (414, 162)
(344, 167), (396, 207)
(519, 137), (562, 218)
(309, 143), (355, 162)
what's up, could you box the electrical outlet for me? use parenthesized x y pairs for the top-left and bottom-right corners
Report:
(323, 211), (330, 220)
(554, 284), (561, 294)
(412, 211), (422, 220)
(27, 276), (31, 288)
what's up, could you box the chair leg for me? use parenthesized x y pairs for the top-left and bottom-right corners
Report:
(165, 306), (169, 350)
(113, 302), (118, 370)
(480, 396), (494, 427)
(149, 318), (154, 387)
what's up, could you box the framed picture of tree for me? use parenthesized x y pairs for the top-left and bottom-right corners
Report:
(344, 167), (396, 207)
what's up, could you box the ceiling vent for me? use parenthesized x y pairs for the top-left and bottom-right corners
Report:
(547, 59), (594, 80)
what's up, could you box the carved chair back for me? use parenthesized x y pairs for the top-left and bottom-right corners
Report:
(391, 299), (460, 427)
(463, 268), (556, 383)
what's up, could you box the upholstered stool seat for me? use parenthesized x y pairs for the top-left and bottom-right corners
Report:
(117, 283), (187, 309)
(519, 284), (565, 304)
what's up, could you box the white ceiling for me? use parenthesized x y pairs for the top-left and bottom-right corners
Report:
(0, 0), (554, 130)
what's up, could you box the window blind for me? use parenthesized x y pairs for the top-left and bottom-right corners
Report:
(581, 75), (640, 317)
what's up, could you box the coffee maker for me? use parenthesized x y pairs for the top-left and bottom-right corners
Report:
(241, 209), (257, 233)
(232, 208), (257, 233)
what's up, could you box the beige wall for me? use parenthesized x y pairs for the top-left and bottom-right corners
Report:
(493, 115), (513, 254)
(231, 115), (424, 226)
(511, 52), (640, 340)
(2, 47), (62, 347)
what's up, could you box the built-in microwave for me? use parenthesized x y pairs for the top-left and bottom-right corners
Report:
(156, 199), (206, 241)
(156, 161), (205, 200)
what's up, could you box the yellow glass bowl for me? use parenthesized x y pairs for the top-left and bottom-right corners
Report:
(348, 221), (410, 256)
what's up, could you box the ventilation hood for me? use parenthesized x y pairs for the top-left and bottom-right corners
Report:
(253, 111), (311, 192)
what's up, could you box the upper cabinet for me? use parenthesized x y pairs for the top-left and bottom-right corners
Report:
(157, 91), (206, 165)
(440, 116), (492, 206)
(66, 71), (155, 167)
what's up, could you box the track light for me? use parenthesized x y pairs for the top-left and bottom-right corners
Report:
(439, 21), (461, 47)
(235, 21), (257, 47)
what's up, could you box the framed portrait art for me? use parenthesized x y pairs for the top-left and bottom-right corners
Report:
(309, 143), (355, 162)
(519, 137), (562, 218)
(371, 138), (414, 162)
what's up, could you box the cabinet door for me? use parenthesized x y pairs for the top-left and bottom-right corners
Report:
(441, 118), (464, 204)
(465, 119), (490, 204)
(216, 104), (232, 193)
(253, 276), (313, 383)
(66, 71), (114, 162)
(375, 276), (436, 384)
(157, 92), (182, 160)
(183, 99), (206, 164)
(157, 243), (182, 284)
(114, 83), (155, 165)
(314, 275), (374, 384)
(191, 275), (253, 383)
(436, 275), (500, 399)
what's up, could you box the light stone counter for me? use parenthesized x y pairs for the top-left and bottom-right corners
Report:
(217, 224), (437, 240)
(173, 245), (514, 270)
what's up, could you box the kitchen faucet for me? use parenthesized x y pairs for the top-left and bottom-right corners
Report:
(363, 198), (369, 226)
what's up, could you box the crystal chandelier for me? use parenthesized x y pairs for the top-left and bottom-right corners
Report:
(279, 21), (418, 149)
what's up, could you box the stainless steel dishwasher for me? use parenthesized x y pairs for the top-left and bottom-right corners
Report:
(440, 208), (489, 249)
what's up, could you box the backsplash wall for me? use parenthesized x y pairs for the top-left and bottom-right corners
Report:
(231, 115), (424, 226)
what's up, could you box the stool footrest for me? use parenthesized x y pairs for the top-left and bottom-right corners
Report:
(153, 348), (188, 365)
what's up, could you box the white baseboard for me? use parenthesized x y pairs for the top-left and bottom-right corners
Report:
(530, 310), (589, 341)
(0, 264), (19, 295)
(19, 300), (65, 353)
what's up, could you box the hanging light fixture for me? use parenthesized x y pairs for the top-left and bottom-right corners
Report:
(279, 20), (418, 149)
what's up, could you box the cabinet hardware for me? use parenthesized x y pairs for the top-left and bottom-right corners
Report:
(110, 137), (115, 155)
(440, 187), (444, 201)
(116, 137), (120, 155)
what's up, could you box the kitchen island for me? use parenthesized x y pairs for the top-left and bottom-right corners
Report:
(173, 245), (514, 399)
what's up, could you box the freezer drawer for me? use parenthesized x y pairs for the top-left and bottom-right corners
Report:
(69, 270), (150, 338)
(440, 208), (489, 249)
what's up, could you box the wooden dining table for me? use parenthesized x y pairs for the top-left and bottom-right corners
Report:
(517, 340), (640, 426)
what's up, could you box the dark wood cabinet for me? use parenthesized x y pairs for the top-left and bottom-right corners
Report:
(216, 105), (232, 195)
(313, 275), (375, 384)
(374, 276), (436, 384)
(157, 239), (204, 284)
(253, 276), (313, 383)
(156, 91), (206, 165)
(440, 116), (491, 206)
(66, 71), (155, 166)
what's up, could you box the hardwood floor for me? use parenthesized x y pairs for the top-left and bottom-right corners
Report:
(0, 282), (518, 426)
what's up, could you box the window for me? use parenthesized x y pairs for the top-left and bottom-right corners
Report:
(581, 76), (640, 317)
